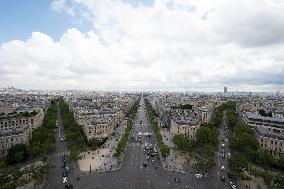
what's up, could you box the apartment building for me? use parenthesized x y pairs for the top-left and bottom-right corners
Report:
(243, 112), (284, 157)
(0, 109), (44, 155)
(256, 127), (284, 157)
(82, 110), (124, 140)
(170, 109), (201, 139)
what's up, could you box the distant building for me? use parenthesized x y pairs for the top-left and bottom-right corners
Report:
(224, 87), (228, 93)
(0, 104), (12, 114)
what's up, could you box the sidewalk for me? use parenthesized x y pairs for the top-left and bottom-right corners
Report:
(77, 120), (128, 174)
(157, 119), (185, 174)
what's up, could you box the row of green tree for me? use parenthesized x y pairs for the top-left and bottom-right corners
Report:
(28, 100), (58, 159)
(0, 156), (49, 189)
(3, 100), (58, 166)
(145, 98), (170, 158)
(214, 101), (236, 128)
(173, 123), (219, 172)
(114, 96), (140, 157)
(126, 96), (140, 120)
(113, 120), (133, 157)
(59, 99), (88, 161)
(0, 100), (58, 188)
(221, 101), (284, 188)
(229, 122), (284, 178)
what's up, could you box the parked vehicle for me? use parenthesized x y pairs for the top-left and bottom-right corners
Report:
(65, 183), (73, 189)
(65, 166), (69, 172)
(229, 181), (237, 189)
(221, 166), (225, 171)
(221, 175), (225, 181)
(62, 177), (67, 184)
(195, 174), (203, 179)
(227, 152), (231, 158)
(143, 162), (147, 167)
(62, 171), (67, 177)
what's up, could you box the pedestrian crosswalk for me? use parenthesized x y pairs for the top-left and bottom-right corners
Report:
(49, 151), (70, 158)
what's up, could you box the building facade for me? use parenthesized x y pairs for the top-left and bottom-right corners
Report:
(170, 119), (200, 139)
(0, 109), (44, 155)
(243, 112), (284, 157)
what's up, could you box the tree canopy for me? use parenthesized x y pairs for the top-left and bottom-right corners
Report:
(6, 144), (28, 165)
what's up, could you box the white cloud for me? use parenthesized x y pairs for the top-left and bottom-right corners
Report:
(0, 0), (284, 91)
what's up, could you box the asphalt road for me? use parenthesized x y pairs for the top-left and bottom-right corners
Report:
(207, 110), (232, 189)
(43, 98), (233, 189)
(43, 103), (76, 189)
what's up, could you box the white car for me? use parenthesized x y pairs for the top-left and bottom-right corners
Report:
(195, 174), (203, 179)
(221, 166), (225, 171)
(227, 152), (231, 158)
(229, 181), (237, 189)
(221, 143), (225, 148)
(63, 177), (67, 184)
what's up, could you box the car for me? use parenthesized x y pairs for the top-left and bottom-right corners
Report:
(65, 183), (73, 189)
(229, 181), (237, 189)
(62, 155), (66, 161)
(221, 166), (225, 171)
(65, 166), (69, 172)
(227, 152), (231, 158)
(221, 143), (225, 148)
(60, 138), (64, 142)
(151, 159), (154, 164)
(195, 174), (203, 179)
(221, 175), (225, 181)
(63, 171), (67, 177)
(62, 177), (67, 184)
(62, 163), (65, 168)
(143, 162), (147, 167)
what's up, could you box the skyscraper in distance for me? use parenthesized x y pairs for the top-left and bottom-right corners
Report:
(224, 86), (228, 93)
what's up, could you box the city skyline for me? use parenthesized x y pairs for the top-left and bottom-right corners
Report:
(1, 0), (284, 92)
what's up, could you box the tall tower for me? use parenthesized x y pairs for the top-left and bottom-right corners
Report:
(224, 86), (228, 93)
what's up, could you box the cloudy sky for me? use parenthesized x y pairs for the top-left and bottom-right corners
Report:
(0, 0), (284, 92)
